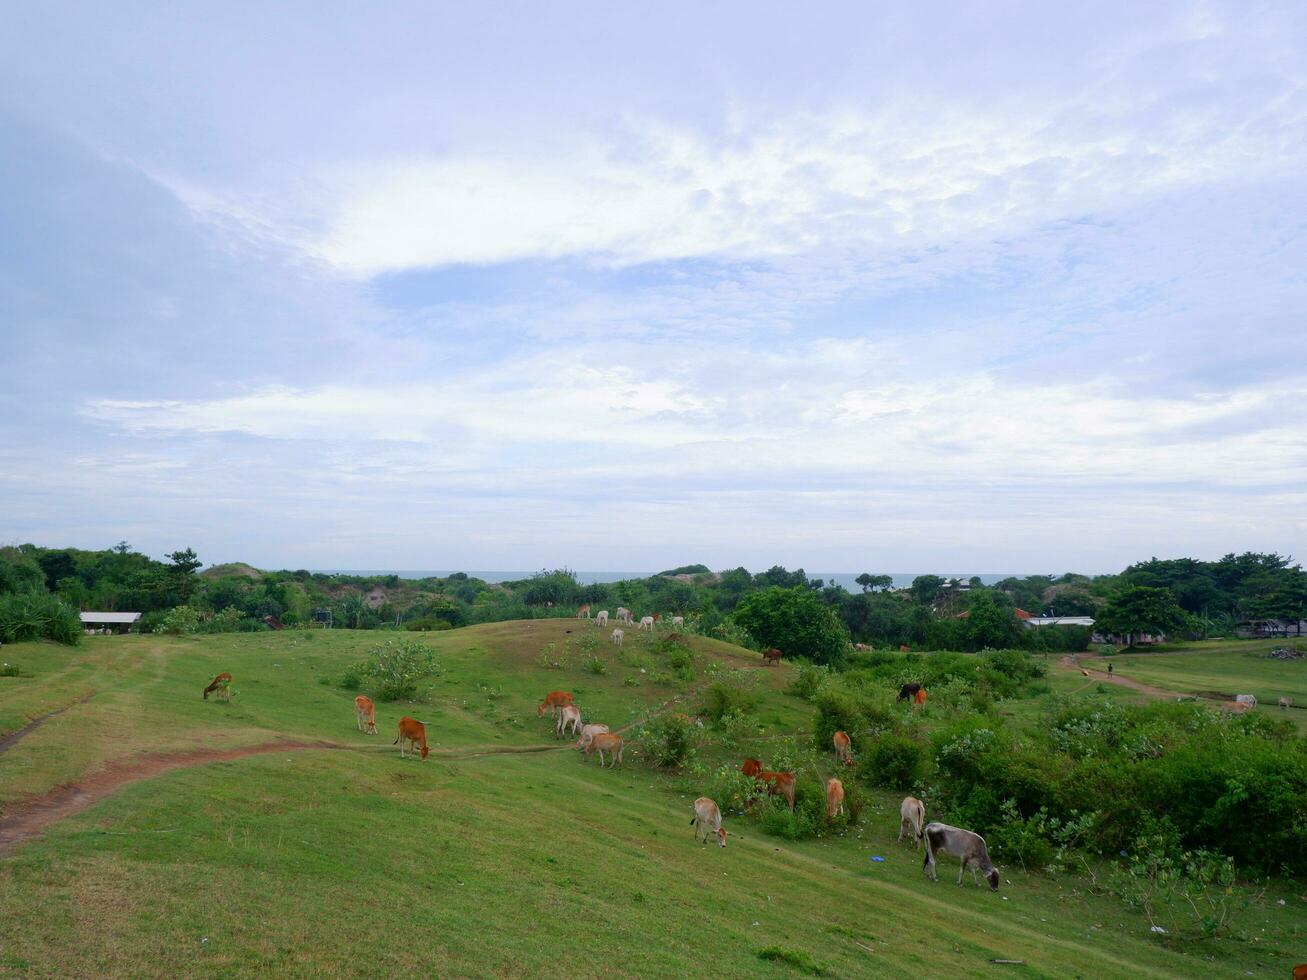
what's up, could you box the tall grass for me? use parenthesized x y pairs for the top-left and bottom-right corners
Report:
(0, 591), (81, 645)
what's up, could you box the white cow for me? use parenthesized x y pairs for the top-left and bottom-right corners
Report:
(595, 610), (609, 627)
(556, 704), (582, 738)
(638, 616), (655, 632)
(671, 616), (685, 626)
(611, 628), (624, 646)
(923, 822), (1000, 891)
(1278, 696), (1293, 709)
(1235, 694), (1257, 706)
(576, 723), (610, 750)
(615, 607), (632, 625)
(690, 797), (727, 847)
(899, 796), (926, 847)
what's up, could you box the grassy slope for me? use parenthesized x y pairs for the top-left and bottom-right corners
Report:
(0, 624), (1299, 978)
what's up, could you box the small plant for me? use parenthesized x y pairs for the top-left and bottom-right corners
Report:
(155, 605), (201, 636)
(786, 662), (829, 701)
(581, 654), (607, 675)
(756, 946), (827, 976)
(642, 713), (701, 768)
(700, 681), (759, 722)
(0, 662), (20, 677)
(343, 638), (440, 702)
(535, 642), (568, 670)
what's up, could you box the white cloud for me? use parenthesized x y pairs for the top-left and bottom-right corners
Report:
(310, 96), (1306, 275)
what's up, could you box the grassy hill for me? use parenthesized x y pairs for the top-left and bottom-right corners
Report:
(0, 623), (1301, 977)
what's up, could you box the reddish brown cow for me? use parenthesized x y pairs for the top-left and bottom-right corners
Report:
(741, 758), (764, 778)
(833, 730), (853, 766)
(761, 648), (782, 666)
(537, 691), (575, 717)
(202, 672), (233, 701)
(758, 770), (796, 810)
(826, 778), (845, 821)
(394, 717), (429, 760)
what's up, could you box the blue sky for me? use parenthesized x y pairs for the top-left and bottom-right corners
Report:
(2, 2), (1305, 573)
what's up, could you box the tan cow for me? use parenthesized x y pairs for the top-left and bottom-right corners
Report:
(576, 723), (610, 750)
(556, 703), (582, 738)
(354, 694), (377, 734)
(584, 732), (624, 768)
(899, 796), (926, 846)
(394, 717), (430, 760)
(690, 797), (727, 847)
(826, 778), (845, 821)
(832, 730), (853, 766)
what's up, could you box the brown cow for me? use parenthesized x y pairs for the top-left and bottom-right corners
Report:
(758, 770), (796, 810)
(202, 672), (232, 701)
(741, 758), (764, 778)
(584, 732), (624, 768)
(761, 648), (782, 666)
(913, 688), (928, 708)
(394, 717), (429, 760)
(354, 694), (377, 734)
(826, 778), (845, 821)
(833, 730), (853, 766)
(537, 691), (575, 717)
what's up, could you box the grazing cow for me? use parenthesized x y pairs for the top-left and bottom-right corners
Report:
(832, 730), (853, 766)
(690, 797), (727, 847)
(556, 704), (582, 738)
(1235, 694), (1257, 706)
(826, 778), (845, 821)
(202, 672), (233, 701)
(595, 610), (609, 627)
(394, 717), (430, 760)
(1293, 964), (1307, 980)
(354, 694), (377, 734)
(576, 723), (609, 750)
(577, 604), (591, 619)
(761, 647), (782, 666)
(896, 683), (922, 703)
(671, 616), (685, 626)
(611, 628), (624, 646)
(1220, 700), (1251, 714)
(741, 758), (764, 779)
(1279, 696), (1293, 710)
(758, 770), (796, 810)
(615, 607), (632, 625)
(913, 688), (928, 708)
(899, 645), (910, 652)
(899, 796), (926, 846)
(638, 615), (655, 632)
(853, 643), (872, 651)
(584, 732), (624, 768)
(537, 690), (575, 717)
(923, 822), (999, 891)
(1080, 669), (1090, 677)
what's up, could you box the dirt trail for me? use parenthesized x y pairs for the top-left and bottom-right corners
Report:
(0, 692), (96, 757)
(1057, 655), (1188, 699)
(0, 740), (340, 856)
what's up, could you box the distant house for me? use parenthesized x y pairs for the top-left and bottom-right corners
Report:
(1024, 616), (1095, 629)
(1237, 619), (1307, 639)
(1092, 629), (1165, 646)
(80, 611), (141, 634)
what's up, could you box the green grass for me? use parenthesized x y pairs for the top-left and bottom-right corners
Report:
(0, 623), (1301, 977)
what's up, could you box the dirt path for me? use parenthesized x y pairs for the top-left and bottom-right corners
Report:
(1057, 654), (1188, 699)
(0, 692), (96, 757)
(0, 740), (340, 857)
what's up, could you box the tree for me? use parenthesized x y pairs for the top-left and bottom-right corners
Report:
(166, 548), (202, 575)
(962, 591), (1023, 651)
(911, 575), (945, 604)
(733, 587), (849, 666)
(1094, 586), (1188, 645)
(855, 573), (893, 593)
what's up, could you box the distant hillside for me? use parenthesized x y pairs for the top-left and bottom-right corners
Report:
(200, 562), (263, 580)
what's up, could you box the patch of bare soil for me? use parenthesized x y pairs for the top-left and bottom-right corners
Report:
(0, 740), (340, 856)
(0, 692), (95, 756)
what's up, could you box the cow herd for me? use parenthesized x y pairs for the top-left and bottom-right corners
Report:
(197, 664), (995, 895)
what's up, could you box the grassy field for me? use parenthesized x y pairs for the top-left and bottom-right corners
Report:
(0, 623), (1301, 978)
(1079, 638), (1307, 729)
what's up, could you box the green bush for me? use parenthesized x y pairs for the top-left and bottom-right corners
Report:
(857, 732), (929, 789)
(0, 591), (81, 645)
(786, 662), (829, 700)
(758, 784), (824, 840)
(700, 681), (759, 722)
(154, 604), (201, 636)
(756, 946), (827, 976)
(581, 654), (607, 675)
(343, 638), (440, 702)
(642, 713), (701, 768)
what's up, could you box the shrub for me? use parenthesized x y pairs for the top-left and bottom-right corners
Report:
(581, 654), (607, 675)
(535, 643), (569, 670)
(665, 645), (696, 683)
(155, 604), (201, 636)
(756, 946), (827, 976)
(0, 661), (20, 677)
(709, 764), (764, 813)
(642, 713), (701, 768)
(700, 681), (759, 723)
(344, 638), (440, 702)
(858, 732), (929, 789)
(758, 782), (824, 840)
(786, 662), (829, 701)
(205, 606), (256, 633)
(0, 591), (82, 645)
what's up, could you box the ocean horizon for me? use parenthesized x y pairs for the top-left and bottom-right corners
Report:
(312, 570), (1022, 589)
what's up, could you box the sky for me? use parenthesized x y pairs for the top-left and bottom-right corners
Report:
(2, 1), (1305, 574)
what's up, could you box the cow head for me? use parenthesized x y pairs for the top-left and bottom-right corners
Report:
(716, 826), (727, 848)
(986, 868), (1000, 891)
